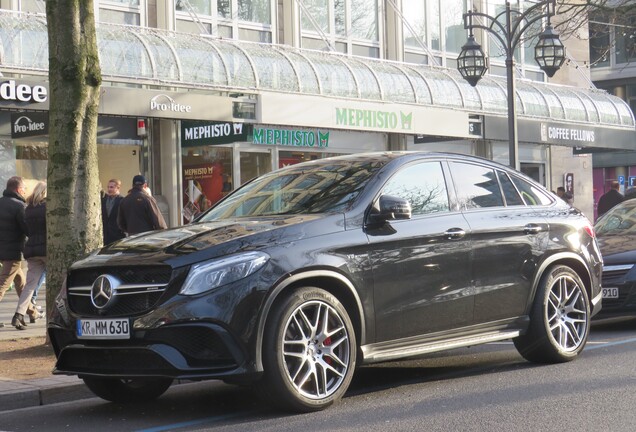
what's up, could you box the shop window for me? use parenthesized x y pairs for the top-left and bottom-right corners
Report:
(240, 151), (272, 184)
(181, 146), (234, 224)
(278, 151), (344, 169)
(15, 141), (48, 186)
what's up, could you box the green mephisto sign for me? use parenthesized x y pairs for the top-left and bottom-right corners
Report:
(335, 107), (413, 131)
(253, 127), (329, 147)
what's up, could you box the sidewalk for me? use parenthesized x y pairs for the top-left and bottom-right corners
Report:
(0, 290), (93, 411)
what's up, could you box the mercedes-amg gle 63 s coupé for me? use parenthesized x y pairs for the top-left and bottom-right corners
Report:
(48, 152), (602, 412)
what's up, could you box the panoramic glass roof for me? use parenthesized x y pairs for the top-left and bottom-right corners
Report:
(0, 10), (633, 129)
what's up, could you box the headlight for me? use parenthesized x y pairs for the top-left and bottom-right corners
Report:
(180, 251), (269, 296)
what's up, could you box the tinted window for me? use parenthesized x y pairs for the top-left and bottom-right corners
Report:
(595, 201), (636, 235)
(201, 159), (386, 219)
(510, 175), (553, 206)
(497, 171), (525, 206)
(450, 162), (504, 209)
(381, 162), (450, 215)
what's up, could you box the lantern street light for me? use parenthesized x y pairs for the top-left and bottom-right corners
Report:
(457, 0), (565, 170)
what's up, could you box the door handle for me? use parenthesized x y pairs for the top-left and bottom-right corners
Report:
(444, 228), (466, 240)
(524, 224), (542, 235)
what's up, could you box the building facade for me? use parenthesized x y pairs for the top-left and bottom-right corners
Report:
(0, 0), (633, 225)
(589, 3), (636, 220)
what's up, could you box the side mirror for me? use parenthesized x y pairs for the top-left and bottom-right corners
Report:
(370, 195), (412, 223)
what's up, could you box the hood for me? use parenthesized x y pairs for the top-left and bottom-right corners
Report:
(72, 214), (336, 269)
(597, 234), (636, 265)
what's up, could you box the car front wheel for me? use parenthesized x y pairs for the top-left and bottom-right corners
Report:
(514, 265), (590, 363)
(260, 287), (356, 412)
(82, 377), (173, 403)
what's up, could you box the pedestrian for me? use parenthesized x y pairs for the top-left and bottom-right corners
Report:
(0, 176), (29, 329)
(117, 175), (167, 235)
(556, 186), (573, 205)
(597, 180), (624, 218)
(13, 181), (46, 330)
(101, 178), (126, 245)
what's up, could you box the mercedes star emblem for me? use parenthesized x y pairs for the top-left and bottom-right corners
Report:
(90, 274), (120, 309)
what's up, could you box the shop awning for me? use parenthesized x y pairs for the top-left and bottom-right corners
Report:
(0, 10), (633, 131)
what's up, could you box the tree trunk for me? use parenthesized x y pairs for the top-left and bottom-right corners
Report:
(45, 1), (102, 319)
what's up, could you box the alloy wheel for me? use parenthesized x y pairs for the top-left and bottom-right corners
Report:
(546, 274), (588, 352)
(281, 300), (351, 399)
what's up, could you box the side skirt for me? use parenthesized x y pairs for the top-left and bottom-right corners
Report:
(361, 322), (527, 364)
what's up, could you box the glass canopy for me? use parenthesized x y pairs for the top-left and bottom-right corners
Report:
(0, 10), (633, 129)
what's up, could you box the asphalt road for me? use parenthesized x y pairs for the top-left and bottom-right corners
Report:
(2, 317), (636, 432)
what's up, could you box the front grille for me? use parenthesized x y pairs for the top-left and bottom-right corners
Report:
(68, 266), (172, 286)
(67, 265), (174, 317)
(69, 291), (164, 317)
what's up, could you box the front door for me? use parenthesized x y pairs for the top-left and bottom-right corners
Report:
(367, 161), (474, 342)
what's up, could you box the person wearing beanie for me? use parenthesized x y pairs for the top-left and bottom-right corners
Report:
(117, 174), (167, 236)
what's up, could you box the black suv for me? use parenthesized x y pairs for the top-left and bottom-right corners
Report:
(48, 152), (602, 412)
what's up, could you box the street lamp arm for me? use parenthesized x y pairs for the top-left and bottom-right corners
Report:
(463, 12), (509, 54)
(510, 11), (555, 51)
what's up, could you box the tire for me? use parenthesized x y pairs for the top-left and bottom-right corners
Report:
(260, 287), (357, 413)
(514, 265), (590, 363)
(82, 377), (173, 403)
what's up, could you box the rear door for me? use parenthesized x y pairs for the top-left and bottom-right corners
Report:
(448, 161), (550, 324)
(367, 160), (474, 342)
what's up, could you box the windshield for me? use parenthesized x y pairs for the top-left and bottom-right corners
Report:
(595, 201), (636, 236)
(199, 158), (386, 220)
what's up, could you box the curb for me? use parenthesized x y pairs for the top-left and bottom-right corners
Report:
(0, 377), (197, 412)
(0, 377), (93, 412)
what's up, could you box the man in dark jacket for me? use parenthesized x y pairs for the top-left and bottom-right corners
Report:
(117, 175), (167, 236)
(0, 176), (29, 328)
(101, 178), (125, 245)
(597, 180), (625, 219)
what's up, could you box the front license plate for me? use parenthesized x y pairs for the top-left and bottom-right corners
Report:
(602, 287), (619, 299)
(77, 318), (130, 339)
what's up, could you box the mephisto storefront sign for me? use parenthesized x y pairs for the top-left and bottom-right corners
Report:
(181, 120), (250, 146)
(258, 91), (471, 138)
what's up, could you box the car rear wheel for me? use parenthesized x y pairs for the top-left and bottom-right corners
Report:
(514, 265), (590, 363)
(260, 287), (356, 412)
(82, 377), (173, 403)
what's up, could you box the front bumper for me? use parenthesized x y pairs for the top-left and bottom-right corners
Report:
(49, 321), (258, 379)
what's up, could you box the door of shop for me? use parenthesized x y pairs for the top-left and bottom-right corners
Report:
(240, 151), (273, 185)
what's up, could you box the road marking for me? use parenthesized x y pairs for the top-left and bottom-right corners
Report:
(135, 412), (254, 432)
(585, 337), (636, 350)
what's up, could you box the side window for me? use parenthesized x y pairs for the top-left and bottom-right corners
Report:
(510, 175), (554, 206)
(381, 162), (450, 216)
(450, 162), (504, 209)
(497, 171), (525, 206)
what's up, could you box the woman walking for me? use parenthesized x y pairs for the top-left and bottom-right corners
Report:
(11, 181), (46, 330)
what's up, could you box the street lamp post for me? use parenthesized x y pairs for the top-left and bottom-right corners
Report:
(457, 0), (566, 170)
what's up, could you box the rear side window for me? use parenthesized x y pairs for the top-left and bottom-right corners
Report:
(497, 171), (525, 206)
(450, 162), (504, 209)
(381, 161), (450, 216)
(510, 175), (553, 206)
